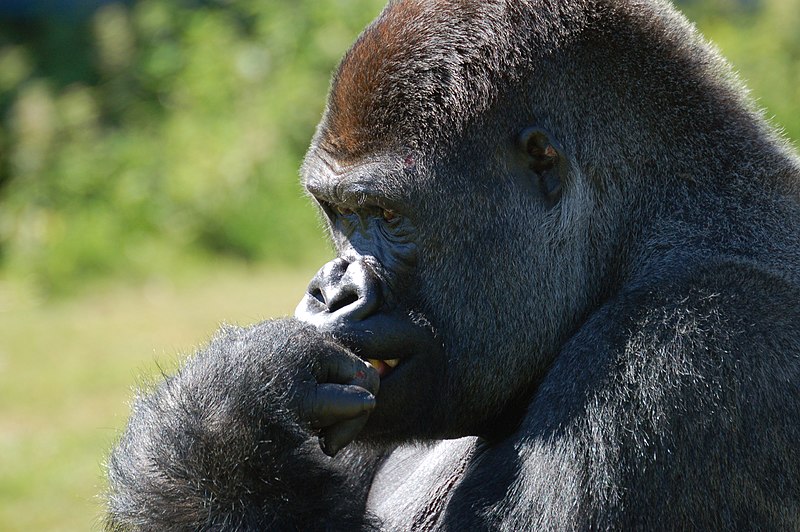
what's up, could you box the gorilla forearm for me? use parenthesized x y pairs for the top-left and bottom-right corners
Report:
(105, 319), (378, 531)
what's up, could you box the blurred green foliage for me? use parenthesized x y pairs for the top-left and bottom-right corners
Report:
(0, 0), (386, 294)
(0, 0), (798, 295)
(680, 0), (800, 142)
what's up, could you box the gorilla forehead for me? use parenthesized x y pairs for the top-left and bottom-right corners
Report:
(319, 0), (749, 181)
(319, 0), (584, 160)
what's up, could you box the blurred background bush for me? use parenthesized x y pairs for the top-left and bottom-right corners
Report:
(0, 0), (797, 529)
(0, 0), (390, 295)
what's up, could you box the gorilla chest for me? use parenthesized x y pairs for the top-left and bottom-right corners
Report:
(367, 437), (480, 530)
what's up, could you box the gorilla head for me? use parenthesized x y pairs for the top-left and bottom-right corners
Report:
(295, 0), (782, 443)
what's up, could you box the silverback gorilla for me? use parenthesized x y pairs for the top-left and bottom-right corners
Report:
(106, 0), (800, 529)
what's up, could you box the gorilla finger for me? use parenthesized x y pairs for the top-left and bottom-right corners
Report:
(347, 359), (380, 396)
(317, 351), (379, 394)
(320, 413), (370, 457)
(307, 383), (376, 428)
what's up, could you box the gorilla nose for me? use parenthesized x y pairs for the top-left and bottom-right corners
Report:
(295, 258), (383, 328)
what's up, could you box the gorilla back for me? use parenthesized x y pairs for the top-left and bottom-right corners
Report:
(106, 1), (800, 530)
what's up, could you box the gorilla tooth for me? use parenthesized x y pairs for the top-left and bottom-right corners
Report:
(366, 358), (400, 377)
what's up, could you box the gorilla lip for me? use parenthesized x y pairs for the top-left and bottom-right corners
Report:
(366, 358), (400, 378)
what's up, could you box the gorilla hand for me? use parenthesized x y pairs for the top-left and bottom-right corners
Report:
(292, 337), (380, 456)
(106, 318), (380, 530)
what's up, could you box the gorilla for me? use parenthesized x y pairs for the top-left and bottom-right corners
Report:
(106, 0), (800, 529)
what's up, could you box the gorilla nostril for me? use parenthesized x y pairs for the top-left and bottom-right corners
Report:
(326, 291), (359, 314)
(311, 290), (324, 305)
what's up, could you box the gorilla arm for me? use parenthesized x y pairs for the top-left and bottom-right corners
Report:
(105, 319), (382, 531)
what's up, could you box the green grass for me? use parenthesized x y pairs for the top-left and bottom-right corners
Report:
(0, 263), (322, 531)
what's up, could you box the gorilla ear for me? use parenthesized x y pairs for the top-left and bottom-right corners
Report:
(518, 127), (568, 204)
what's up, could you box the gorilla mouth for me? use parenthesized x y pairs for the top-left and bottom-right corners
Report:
(366, 358), (400, 378)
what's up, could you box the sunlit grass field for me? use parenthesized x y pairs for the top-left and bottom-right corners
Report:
(0, 264), (322, 530)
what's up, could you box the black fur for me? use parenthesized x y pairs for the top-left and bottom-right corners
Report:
(105, 320), (381, 530)
(107, 0), (800, 529)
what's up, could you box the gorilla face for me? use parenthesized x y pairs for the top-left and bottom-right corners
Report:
(295, 1), (598, 444)
(296, 149), (449, 441)
(295, 120), (589, 443)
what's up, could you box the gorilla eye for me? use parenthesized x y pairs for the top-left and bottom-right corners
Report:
(335, 205), (354, 216)
(382, 209), (398, 222)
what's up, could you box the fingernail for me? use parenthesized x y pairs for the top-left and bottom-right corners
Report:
(320, 437), (340, 457)
(362, 393), (376, 411)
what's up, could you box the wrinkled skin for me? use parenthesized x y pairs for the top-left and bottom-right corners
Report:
(106, 1), (800, 530)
